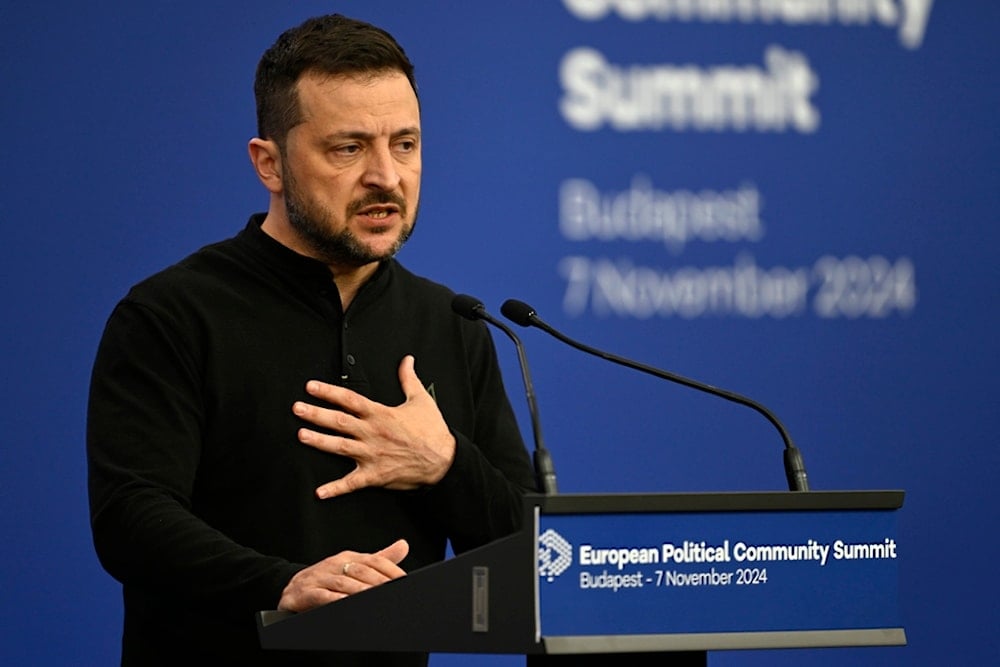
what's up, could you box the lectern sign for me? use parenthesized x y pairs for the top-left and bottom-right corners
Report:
(535, 495), (903, 645)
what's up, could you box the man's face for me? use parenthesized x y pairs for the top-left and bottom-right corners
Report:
(280, 70), (421, 269)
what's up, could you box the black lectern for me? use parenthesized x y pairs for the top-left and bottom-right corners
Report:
(258, 491), (905, 664)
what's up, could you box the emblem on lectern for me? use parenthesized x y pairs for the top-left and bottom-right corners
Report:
(538, 529), (573, 582)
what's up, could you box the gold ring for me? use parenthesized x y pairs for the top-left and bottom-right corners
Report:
(342, 562), (352, 575)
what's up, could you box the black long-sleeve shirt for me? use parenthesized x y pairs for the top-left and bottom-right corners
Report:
(87, 215), (536, 665)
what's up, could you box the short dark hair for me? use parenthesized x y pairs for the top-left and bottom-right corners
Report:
(254, 14), (417, 147)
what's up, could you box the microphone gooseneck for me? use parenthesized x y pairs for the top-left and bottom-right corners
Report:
(500, 299), (810, 492)
(451, 295), (558, 495)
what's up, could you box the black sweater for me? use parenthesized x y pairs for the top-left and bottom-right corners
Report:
(87, 215), (536, 665)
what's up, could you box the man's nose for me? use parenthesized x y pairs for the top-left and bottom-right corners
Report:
(361, 145), (401, 191)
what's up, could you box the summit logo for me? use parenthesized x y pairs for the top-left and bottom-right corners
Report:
(538, 529), (573, 582)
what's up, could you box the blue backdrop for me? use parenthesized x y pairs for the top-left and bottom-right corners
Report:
(3, 1), (998, 665)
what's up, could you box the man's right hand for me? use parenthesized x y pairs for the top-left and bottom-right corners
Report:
(277, 539), (410, 612)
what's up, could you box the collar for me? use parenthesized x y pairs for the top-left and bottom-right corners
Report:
(235, 213), (394, 307)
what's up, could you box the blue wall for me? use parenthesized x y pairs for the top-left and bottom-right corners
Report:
(2, 1), (998, 664)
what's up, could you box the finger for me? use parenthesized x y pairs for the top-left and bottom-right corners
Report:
(297, 427), (369, 459)
(315, 468), (373, 500)
(306, 380), (371, 416)
(278, 588), (347, 611)
(340, 560), (402, 586)
(334, 562), (387, 587)
(319, 570), (372, 596)
(293, 400), (364, 436)
(375, 538), (410, 566)
(344, 540), (410, 583)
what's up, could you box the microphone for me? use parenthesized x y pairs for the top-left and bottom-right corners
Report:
(501, 299), (810, 492)
(451, 295), (558, 495)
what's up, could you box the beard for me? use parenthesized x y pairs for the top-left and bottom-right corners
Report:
(282, 165), (416, 267)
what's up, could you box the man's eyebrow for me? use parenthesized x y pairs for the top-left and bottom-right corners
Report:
(322, 127), (421, 142)
(393, 127), (421, 140)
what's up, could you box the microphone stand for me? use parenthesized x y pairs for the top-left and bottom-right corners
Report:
(452, 295), (558, 494)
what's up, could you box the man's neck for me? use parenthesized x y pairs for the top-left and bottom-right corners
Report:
(259, 209), (380, 311)
(329, 262), (379, 311)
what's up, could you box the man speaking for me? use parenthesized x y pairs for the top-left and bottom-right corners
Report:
(87, 14), (536, 666)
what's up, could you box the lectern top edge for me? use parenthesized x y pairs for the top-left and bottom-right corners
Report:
(532, 490), (904, 515)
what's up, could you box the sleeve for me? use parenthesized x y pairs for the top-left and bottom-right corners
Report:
(86, 298), (302, 612)
(424, 318), (539, 554)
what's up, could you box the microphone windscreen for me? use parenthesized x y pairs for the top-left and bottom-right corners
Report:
(451, 294), (484, 320)
(501, 299), (536, 327)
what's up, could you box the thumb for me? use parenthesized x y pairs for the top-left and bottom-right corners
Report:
(397, 355), (425, 399)
(377, 538), (410, 565)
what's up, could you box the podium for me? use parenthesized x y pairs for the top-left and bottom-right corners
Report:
(258, 491), (905, 663)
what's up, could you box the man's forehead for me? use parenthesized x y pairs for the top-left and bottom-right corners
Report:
(295, 71), (418, 120)
(297, 68), (415, 98)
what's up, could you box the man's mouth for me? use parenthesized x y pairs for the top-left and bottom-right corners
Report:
(358, 205), (400, 220)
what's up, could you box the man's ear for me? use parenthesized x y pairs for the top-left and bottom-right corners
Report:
(248, 138), (283, 194)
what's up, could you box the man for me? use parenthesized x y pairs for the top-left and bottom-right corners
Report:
(87, 14), (537, 666)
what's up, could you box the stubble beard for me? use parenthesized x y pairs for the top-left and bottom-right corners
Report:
(283, 166), (416, 267)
